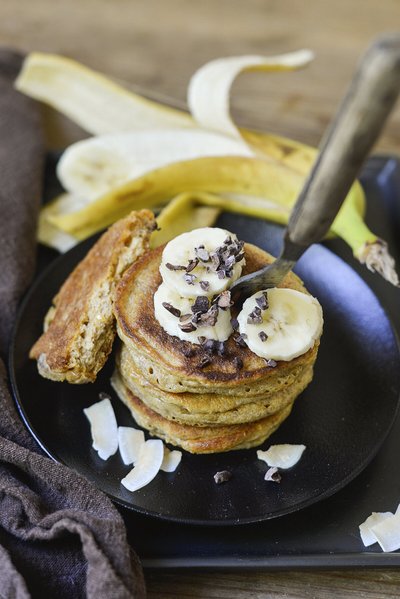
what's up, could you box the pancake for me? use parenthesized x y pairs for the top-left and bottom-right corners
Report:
(117, 342), (314, 425)
(113, 243), (320, 396)
(111, 369), (294, 454)
(30, 209), (155, 383)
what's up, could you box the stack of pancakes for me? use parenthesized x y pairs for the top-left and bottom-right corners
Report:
(112, 241), (320, 454)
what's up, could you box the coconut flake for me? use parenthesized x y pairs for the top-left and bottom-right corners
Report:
(359, 512), (393, 547)
(118, 426), (145, 465)
(121, 439), (164, 492)
(83, 398), (118, 460)
(257, 444), (306, 469)
(371, 512), (400, 552)
(160, 447), (182, 472)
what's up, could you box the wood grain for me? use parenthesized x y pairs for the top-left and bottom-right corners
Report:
(1, 0), (400, 597)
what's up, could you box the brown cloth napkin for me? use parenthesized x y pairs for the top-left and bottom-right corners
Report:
(0, 49), (146, 599)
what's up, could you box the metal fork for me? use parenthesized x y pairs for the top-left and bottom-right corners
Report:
(230, 33), (400, 302)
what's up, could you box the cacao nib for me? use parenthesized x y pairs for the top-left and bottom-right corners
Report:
(247, 306), (263, 324)
(233, 356), (243, 370)
(162, 302), (181, 318)
(230, 317), (239, 331)
(217, 290), (232, 309)
(165, 262), (186, 271)
(198, 304), (219, 327)
(213, 470), (232, 484)
(183, 273), (197, 285)
(200, 280), (210, 292)
(203, 339), (217, 353)
(265, 358), (277, 368)
(191, 296), (210, 314)
(255, 292), (269, 310)
(182, 346), (195, 358)
(233, 333), (247, 348)
(216, 341), (225, 356)
(179, 321), (197, 333)
(195, 246), (210, 262)
(258, 331), (268, 342)
(186, 258), (199, 273)
(198, 355), (212, 368)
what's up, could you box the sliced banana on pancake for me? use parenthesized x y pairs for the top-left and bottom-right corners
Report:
(237, 288), (323, 361)
(154, 282), (233, 343)
(160, 227), (245, 298)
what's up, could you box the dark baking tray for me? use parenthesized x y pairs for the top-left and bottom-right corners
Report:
(24, 155), (400, 569)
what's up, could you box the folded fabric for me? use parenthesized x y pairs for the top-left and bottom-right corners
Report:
(0, 49), (145, 599)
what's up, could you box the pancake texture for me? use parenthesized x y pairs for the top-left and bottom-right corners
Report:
(117, 342), (314, 426)
(30, 209), (156, 383)
(111, 370), (294, 454)
(112, 241), (322, 453)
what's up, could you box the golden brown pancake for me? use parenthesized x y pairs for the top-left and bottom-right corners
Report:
(112, 239), (321, 453)
(111, 369), (294, 454)
(114, 243), (320, 395)
(30, 209), (156, 383)
(117, 342), (314, 425)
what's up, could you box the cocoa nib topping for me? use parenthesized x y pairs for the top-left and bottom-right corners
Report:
(186, 258), (199, 273)
(162, 302), (181, 318)
(233, 333), (248, 348)
(200, 280), (210, 292)
(216, 290), (232, 309)
(179, 313), (197, 333)
(208, 236), (245, 279)
(180, 322), (197, 333)
(264, 467), (281, 483)
(255, 292), (269, 311)
(183, 273), (197, 285)
(265, 358), (277, 368)
(198, 337), (225, 356)
(191, 296), (210, 315)
(197, 303), (219, 327)
(247, 306), (263, 325)
(258, 331), (268, 342)
(214, 470), (232, 484)
(230, 317), (239, 331)
(195, 245), (210, 262)
(165, 262), (186, 271)
(182, 345), (196, 358)
(198, 354), (212, 369)
(233, 356), (243, 370)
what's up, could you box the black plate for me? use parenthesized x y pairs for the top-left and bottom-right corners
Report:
(9, 195), (400, 526)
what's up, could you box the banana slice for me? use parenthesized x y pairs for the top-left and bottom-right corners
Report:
(154, 282), (233, 343)
(160, 227), (245, 298)
(237, 288), (323, 361)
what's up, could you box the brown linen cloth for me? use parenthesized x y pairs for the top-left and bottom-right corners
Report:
(0, 49), (146, 599)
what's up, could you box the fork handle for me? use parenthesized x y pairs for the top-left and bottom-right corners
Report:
(285, 33), (400, 252)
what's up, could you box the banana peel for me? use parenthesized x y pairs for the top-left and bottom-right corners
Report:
(150, 192), (221, 248)
(47, 156), (303, 238)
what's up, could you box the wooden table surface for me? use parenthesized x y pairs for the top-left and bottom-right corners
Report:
(2, 1), (400, 597)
